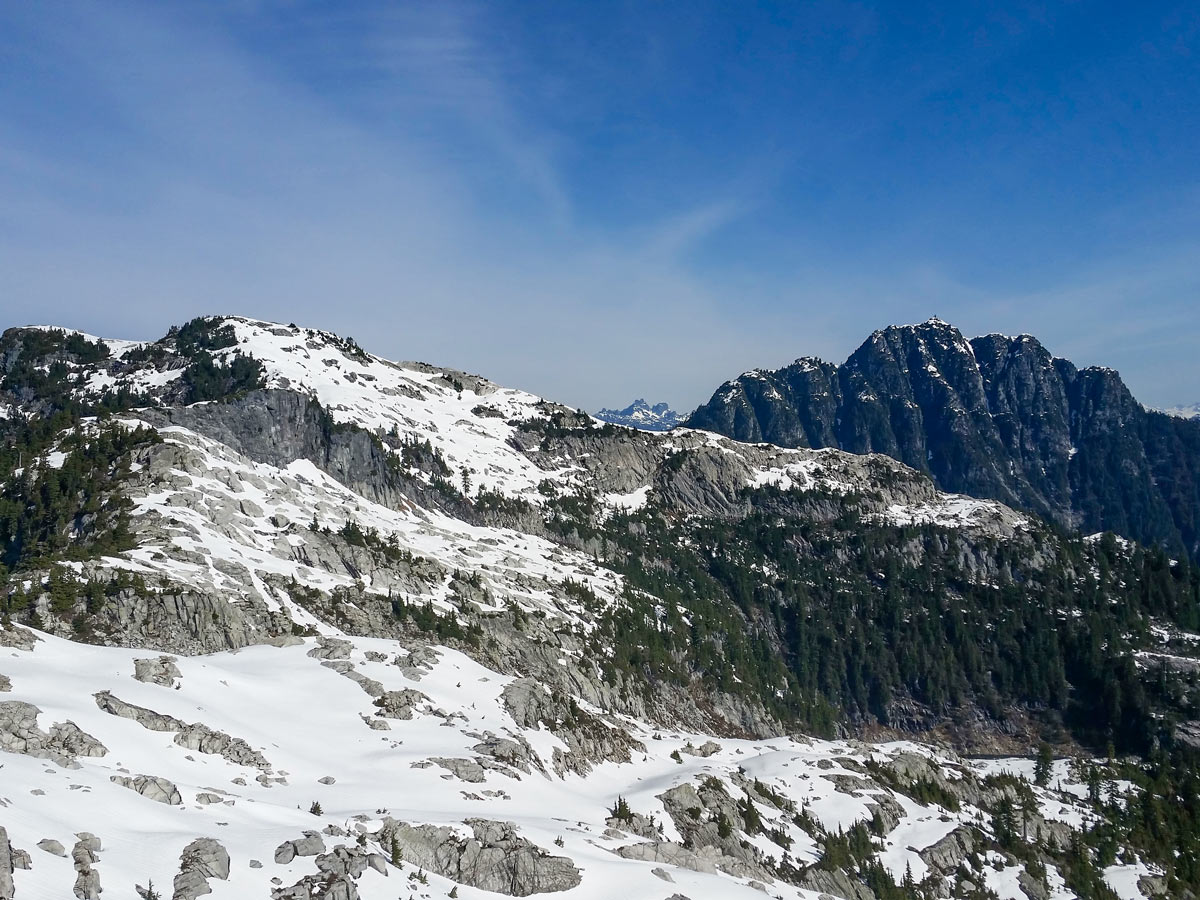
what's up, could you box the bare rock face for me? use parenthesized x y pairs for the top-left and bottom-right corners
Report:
(501, 678), (644, 776)
(274, 833), (326, 864)
(134, 655), (182, 687)
(320, 661), (384, 698)
(0, 624), (39, 651)
(0, 700), (108, 765)
(94, 691), (271, 770)
(271, 842), (379, 900)
(372, 688), (428, 720)
(172, 838), (230, 900)
(0, 827), (15, 900)
(375, 817), (581, 896)
(431, 757), (487, 783)
(110, 774), (183, 805)
(71, 834), (103, 900)
(919, 826), (977, 875)
(307, 637), (353, 660)
(0, 675), (11, 693)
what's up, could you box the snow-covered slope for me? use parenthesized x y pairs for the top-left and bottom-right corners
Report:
(0, 626), (1157, 899)
(1, 315), (1172, 900)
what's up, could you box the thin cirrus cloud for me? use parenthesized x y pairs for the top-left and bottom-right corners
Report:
(0, 0), (1198, 412)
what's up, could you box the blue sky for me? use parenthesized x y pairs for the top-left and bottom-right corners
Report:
(1, 1), (1198, 411)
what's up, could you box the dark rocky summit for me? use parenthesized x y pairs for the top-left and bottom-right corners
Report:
(688, 317), (1200, 559)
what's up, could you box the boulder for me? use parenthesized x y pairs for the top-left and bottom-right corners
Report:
(376, 817), (581, 896)
(307, 637), (353, 660)
(0, 624), (39, 651)
(372, 689), (428, 720)
(172, 837), (230, 900)
(111, 774), (183, 805)
(134, 655), (182, 687)
(38, 838), (66, 857)
(0, 701), (107, 765)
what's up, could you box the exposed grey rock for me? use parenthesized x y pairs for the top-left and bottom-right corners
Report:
(48, 721), (109, 760)
(651, 867), (674, 882)
(94, 691), (271, 770)
(249, 859), (262, 869)
(473, 732), (542, 775)
(865, 794), (907, 834)
(38, 838), (66, 856)
(375, 817), (581, 896)
(134, 655), (182, 687)
(432, 757), (487, 783)
(307, 637), (353, 660)
(271, 844), (378, 900)
(196, 792), (225, 805)
(395, 645), (440, 679)
(1019, 869), (1050, 900)
(110, 774), (183, 805)
(321, 661), (384, 698)
(274, 833), (325, 865)
(0, 700), (107, 765)
(604, 812), (660, 841)
(0, 624), (38, 651)
(919, 826), (976, 874)
(318, 776), (336, 785)
(293, 834), (326, 857)
(799, 867), (876, 900)
(615, 841), (716, 874)
(74, 867), (102, 900)
(172, 838), (230, 900)
(502, 678), (644, 776)
(0, 827), (14, 900)
(0, 675), (10, 693)
(372, 688), (428, 720)
(70, 834), (103, 900)
(682, 740), (721, 758)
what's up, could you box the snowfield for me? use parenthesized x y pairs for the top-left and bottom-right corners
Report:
(0, 628), (1155, 899)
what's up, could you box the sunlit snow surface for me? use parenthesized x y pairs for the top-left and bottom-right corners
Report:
(1, 630), (1154, 899)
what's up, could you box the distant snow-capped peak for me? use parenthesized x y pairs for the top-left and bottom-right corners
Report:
(594, 398), (683, 431)
(1161, 402), (1200, 420)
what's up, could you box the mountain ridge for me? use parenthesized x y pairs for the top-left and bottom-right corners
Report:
(594, 398), (683, 431)
(2, 314), (1200, 899)
(687, 317), (1200, 561)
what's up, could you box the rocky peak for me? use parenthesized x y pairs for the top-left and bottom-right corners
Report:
(594, 398), (683, 431)
(688, 319), (1200, 560)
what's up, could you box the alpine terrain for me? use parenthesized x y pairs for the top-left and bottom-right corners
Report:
(688, 318), (1200, 563)
(594, 400), (683, 432)
(1, 315), (1199, 900)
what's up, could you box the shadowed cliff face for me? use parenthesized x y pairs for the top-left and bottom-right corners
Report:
(689, 318), (1200, 559)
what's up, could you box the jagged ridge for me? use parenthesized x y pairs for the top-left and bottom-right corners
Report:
(687, 317), (1200, 561)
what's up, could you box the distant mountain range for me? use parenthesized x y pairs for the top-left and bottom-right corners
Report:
(688, 317), (1200, 560)
(1163, 402), (1200, 420)
(594, 398), (683, 431)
